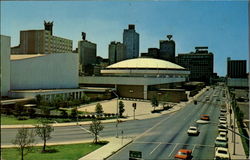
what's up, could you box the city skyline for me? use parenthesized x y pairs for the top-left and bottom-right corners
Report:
(1, 0), (248, 76)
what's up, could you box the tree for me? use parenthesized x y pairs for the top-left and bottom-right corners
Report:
(89, 119), (104, 143)
(35, 120), (54, 152)
(119, 101), (125, 117)
(14, 104), (25, 118)
(95, 103), (104, 117)
(151, 96), (159, 111)
(70, 107), (78, 119)
(12, 128), (35, 160)
(36, 94), (43, 106)
(60, 109), (68, 118)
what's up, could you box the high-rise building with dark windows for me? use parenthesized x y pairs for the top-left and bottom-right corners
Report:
(109, 41), (126, 64)
(176, 47), (214, 83)
(227, 57), (247, 78)
(159, 35), (176, 62)
(123, 24), (139, 59)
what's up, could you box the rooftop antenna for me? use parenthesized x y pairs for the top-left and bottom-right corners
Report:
(167, 35), (172, 40)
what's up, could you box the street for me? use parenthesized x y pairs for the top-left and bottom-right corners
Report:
(108, 86), (224, 159)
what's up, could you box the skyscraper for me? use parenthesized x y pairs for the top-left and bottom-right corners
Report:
(227, 57), (247, 78)
(108, 41), (126, 64)
(123, 24), (139, 59)
(176, 47), (214, 84)
(78, 32), (97, 75)
(159, 35), (175, 62)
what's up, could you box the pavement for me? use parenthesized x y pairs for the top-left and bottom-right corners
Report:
(225, 93), (248, 159)
(3, 86), (247, 160)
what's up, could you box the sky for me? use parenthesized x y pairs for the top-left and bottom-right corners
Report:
(1, 0), (248, 76)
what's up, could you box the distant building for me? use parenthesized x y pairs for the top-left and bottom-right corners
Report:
(108, 41), (126, 64)
(176, 47), (214, 83)
(0, 35), (11, 97)
(78, 32), (97, 75)
(140, 48), (159, 59)
(11, 21), (72, 54)
(159, 35), (176, 62)
(227, 57), (247, 78)
(123, 24), (139, 59)
(226, 57), (248, 88)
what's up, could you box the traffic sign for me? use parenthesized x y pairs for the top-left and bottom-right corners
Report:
(129, 150), (142, 158)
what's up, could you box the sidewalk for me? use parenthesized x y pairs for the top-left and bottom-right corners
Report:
(226, 91), (247, 159)
(79, 137), (133, 160)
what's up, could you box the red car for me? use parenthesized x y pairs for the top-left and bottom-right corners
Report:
(175, 149), (192, 159)
(200, 114), (210, 121)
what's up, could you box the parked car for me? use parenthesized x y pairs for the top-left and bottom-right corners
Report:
(200, 114), (210, 121)
(220, 112), (226, 117)
(220, 109), (227, 113)
(219, 132), (228, 140)
(174, 149), (192, 159)
(187, 126), (199, 136)
(215, 136), (228, 148)
(219, 116), (227, 121)
(218, 128), (228, 133)
(214, 147), (230, 160)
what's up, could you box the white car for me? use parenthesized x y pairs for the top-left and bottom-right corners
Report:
(220, 109), (227, 113)
(215, 136), (228, 148)
(219, 132), (228, 140)
(219, 120), (227, 125)
(219, 117), (227, 121)
(187, 126), (199, 136)
(218, 128), (228, 133)
(214, 147), (230, 160)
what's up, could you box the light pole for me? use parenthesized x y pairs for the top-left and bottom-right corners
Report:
(111, 90), (119, 138)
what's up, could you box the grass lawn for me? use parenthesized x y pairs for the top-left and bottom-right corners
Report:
(1, 115), (39, 125)
(1, 114), (117, 125)
(1, 142), (107, 160)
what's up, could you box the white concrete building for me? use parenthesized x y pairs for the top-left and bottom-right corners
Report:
(0, 35), (11, 97)
(80, 58), (190, 100)
(10, 53), (78, 90)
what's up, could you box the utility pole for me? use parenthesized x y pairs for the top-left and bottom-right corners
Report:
(111, 90), (119, 138)
(132, 103), (136, 120)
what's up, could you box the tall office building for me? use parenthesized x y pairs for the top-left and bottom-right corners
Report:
(123, 24), (139, 59)
(227, 57), (247, 78)
(109, 41), (126, 64)
(176, 47), (214, 83)
(78, 32), (97, 75)
(159, 35), (176, 62)
(11, 21), (72, 54)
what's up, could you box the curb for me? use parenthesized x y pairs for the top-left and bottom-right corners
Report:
(103, 139), (134, 160)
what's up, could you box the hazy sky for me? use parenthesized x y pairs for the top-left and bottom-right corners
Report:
(1, 0), (248, 76)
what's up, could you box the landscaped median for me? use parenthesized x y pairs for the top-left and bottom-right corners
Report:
(1, 141), (108, 160)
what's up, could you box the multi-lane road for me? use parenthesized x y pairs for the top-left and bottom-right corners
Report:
(108, 86), (225, 159)
(1, 86), (225, 159)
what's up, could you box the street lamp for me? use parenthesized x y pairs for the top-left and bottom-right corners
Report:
(110, 89), (119, 138)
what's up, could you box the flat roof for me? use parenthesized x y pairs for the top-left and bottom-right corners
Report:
(11, 54), (46, 60)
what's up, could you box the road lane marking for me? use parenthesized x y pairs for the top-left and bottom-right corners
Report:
(134, 141), (214, 148)
(192, 144), (196, 153)
(134, 113), (174, 141)
(149, 143), (161, 155)
(169, 143), (178, 157)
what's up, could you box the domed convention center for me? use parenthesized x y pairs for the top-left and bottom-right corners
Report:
(79, 58), (190, 102)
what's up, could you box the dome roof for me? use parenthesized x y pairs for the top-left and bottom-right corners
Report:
(107, 58), (185, 70)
